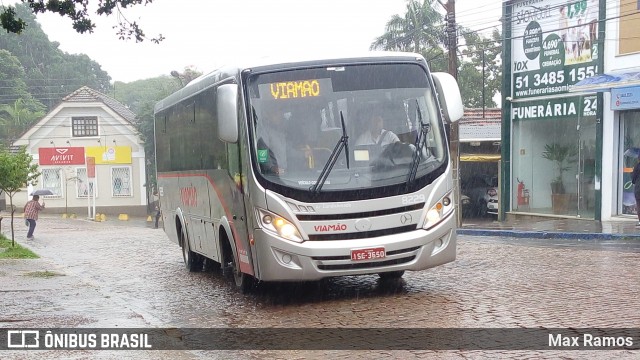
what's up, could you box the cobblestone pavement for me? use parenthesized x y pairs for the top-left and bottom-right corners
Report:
(0, 216), (639, 359)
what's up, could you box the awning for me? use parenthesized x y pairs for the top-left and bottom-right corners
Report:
(569, 71), (640, 93)
(460, 154), (501, 162)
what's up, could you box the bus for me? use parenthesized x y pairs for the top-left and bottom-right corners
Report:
(154, 52), (463, 292)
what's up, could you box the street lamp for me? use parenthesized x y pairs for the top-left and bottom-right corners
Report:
(170, 70), (185, 87)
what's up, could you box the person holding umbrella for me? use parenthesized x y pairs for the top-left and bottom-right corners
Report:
(24, 193), (46, 240)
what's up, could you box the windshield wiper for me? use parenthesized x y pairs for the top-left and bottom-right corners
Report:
(310, 111), (350, 194)
(406, 100), (431, 188)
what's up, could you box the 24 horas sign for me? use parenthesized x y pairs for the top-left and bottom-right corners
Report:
(511, 95), (597, 121)
(510, 0), (600, 99)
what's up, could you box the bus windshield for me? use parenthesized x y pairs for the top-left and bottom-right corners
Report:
(247, 63), (447, 192)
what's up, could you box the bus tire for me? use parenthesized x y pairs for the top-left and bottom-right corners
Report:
(378, 270), (405, 280)
(181, 230), (203, 272)
(222, 238), (255, 293)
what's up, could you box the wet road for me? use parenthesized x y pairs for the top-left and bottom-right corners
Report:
(1, 217), (639, 359)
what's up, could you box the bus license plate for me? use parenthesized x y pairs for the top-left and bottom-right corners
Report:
(351, 247), (385, 261)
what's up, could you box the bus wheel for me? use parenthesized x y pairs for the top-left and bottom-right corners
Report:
(181, 231), (203, 272)
(378, 270), (405, 280)
(222, 240), (255, 293)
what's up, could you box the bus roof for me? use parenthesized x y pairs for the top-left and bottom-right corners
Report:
(154, 51), (426, 114)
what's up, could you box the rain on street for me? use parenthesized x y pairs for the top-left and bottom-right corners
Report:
(1, 216), (639, 359)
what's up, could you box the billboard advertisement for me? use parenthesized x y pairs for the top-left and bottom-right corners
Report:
(510, 0), (601, 99)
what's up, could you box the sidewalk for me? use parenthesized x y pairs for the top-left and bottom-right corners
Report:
(458, 216), (640, 239)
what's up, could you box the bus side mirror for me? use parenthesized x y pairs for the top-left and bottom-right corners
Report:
(217, 83), (239, 143)
(432, 72), (463, 123)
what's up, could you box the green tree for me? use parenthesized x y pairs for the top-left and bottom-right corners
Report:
(0, 99), (45, 147)
(0, 145), (40, 245)
(370, 0), (447, 72)
(0, 49), (30, 102)
(371, 0), (502, 108)
(112, 75), (185, 206)
(1, 0), (163, 43)
(0, 4), (112, 109)
(457, 28), (502, 108)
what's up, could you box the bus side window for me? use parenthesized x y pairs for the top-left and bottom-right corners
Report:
(197, 87), (227, 170)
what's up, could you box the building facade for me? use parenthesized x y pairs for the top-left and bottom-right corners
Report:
(11, 86), (148, 217)
(502, 0), (604, 220)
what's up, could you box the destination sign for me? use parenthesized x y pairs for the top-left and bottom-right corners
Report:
(270, 80), (320, 99)
(258, 78), (332, 100)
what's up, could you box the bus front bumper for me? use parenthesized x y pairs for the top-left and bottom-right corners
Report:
(251, 213), (457, 282)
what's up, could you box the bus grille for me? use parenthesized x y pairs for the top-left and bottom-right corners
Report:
(296, 203), (424, 221)
(307, 225), (417, 241)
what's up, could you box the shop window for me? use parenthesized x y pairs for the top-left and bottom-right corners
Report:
(41, 168), (63, 197)
(511, 96), (596, 218)
(620, 111), (640, 216)
(76, 168), (97, 198)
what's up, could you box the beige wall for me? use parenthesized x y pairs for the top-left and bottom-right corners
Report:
(619, 0), (640, 54)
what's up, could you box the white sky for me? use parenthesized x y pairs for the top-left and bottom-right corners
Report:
(11, 0), (504, 83)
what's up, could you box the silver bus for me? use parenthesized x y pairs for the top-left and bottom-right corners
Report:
(154, 52), (463, 292)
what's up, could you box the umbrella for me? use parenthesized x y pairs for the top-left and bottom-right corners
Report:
(30, 189), (54, 196)
(624, 147), (640, 158)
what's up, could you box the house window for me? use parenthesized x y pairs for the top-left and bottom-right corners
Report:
(72, 116), (98, 137)
(76, 168), (96, 198)
(111, 166), (132, 197)
(41, 168), (63, 197)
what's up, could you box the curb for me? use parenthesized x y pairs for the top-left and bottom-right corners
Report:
(457, 228), (640, 240)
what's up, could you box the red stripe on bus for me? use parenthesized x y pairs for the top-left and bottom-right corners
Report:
(157, 173), (253, 275)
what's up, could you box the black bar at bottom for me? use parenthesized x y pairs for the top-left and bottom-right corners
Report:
(1, 328), (639, 350)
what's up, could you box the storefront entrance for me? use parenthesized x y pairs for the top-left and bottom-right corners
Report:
(511, 96), (597, 219)
(619, 110), (640, 216)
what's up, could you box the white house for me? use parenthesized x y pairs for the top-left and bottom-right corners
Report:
(11, 86), (148, 217)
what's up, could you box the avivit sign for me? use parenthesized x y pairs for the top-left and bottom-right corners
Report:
(38, 147), (85, 165)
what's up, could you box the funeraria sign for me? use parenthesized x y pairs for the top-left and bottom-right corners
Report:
(38, 147), (86, 165)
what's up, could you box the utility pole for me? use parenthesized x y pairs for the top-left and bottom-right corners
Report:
(445, 0), (461, 226)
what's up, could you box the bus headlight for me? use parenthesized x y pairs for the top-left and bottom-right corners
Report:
(423, 191), (454, 230)
(256, 208), (303, 243)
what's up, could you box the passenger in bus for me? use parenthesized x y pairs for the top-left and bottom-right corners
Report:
(257, 105), (319, 174)
(355, 113), (399, 147)
(256, 105), (287, 174)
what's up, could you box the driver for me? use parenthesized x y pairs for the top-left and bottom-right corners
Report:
(355, 113), (399, 146)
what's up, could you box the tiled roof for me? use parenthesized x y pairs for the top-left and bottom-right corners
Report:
(63, 86), (137, 124)
(460, 108), (502, 141)
(462, 108), (502, 124)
